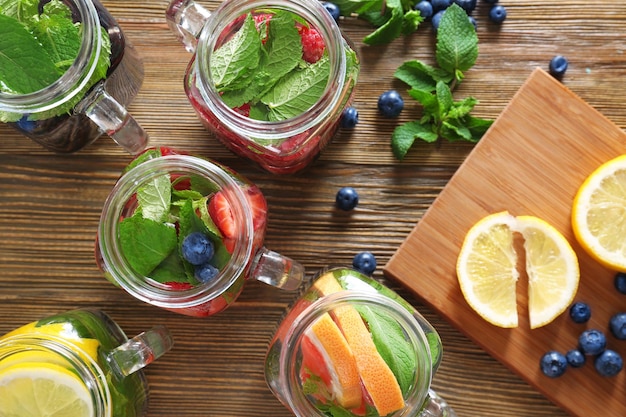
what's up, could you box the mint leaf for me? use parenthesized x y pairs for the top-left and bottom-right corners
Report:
(0, 14), (61, 94)
(355, 304), (416, 395)
(137, 174), (172, 223)
(262, 55), (330, 121)
(210, 13), (261, 91)
(149, 250), (192, 284)
(118, 215), (178, 276)
(32, 12), (81, 72)
(0, 0), (38, 23)
(435, 4), (478, 77)
(391, 121), (437, 159)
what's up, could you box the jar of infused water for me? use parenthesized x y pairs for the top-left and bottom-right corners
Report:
(96, 147), (305, 317)
(166, 0), (359, 174)
(265, 267), (457, 417)
(0, 0), (147, 154)
(0, 309), (173, 417)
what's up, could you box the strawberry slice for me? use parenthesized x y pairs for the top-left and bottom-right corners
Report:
(208, 191), (237, 253)
(163, 282), (194, 290)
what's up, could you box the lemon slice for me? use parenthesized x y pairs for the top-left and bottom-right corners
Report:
(0, 362), (94, 417)
(457, 212), (579, 329)
(516, 216), (580, 329)
(572, 154), (626, 270)
(456, 211), (520, 328)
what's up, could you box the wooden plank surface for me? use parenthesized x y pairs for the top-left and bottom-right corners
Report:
(2, 1), (626, 416)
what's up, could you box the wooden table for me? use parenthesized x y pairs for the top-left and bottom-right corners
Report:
(2, 1), (625, 415)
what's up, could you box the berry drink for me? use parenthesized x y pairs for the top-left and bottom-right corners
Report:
(96, 147), (304, 317)
(0, 309), (172, 417)
(0, 0), (145, 153)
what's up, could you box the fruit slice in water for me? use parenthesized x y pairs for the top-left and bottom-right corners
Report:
(457, 211), (579, 329)
(0, 362), (94, 417)
(311, 272), (405, 415)
(572, 154), (626, 270)
(517, 215), (579, 329)
(456, 211), (520, 328)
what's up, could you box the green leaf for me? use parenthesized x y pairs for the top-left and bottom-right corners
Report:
(362, 0), (405, 45)
(118, 215), (178, 276)
(401, 9), (423, 35)
(0, 0), (38, 23)
(407, 88), (438, 116)
(149, 250), (192, 284)
(137, 174), (172, 223)
(32, 12), (81, 73)
(435, 3), (478, 75)
(394, 60), (445, 92)
(0, 14), (61, 94)
(210, 13), (262, 91)
(391, 121), (437, 159)
(446, 96), (478, 120)
(355, 304), (416, 395)
(262, 55), (330, 121)
(436, 81), (453, 117)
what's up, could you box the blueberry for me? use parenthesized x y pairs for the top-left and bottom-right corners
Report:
(549, 55), (569, 78)
(569, 302), (591, 323)
(335, 186), (359, 211)
(483, 0), (498, 3)
(181, 232), (215, 266)
(595, 349), (623, 377)
(578, 329), (607, 355)
(488, 5), (507, 23)
(431, 0), (452, 12)
(454, 0), (477, 13)
(414, 1), (434, 19)
(194, 262), (220, 283)
(377, 90), (404, 118)
(353, 252), (377, 275)
(565, 349), (586, 368)
(614, 272), (626, 294)
(540, 351), (567, 378)
(468, 16), (477, 31)
(340, 106), (359, 129)
(431, 10), (445, 32)
(322, 2), (340, 22)
(609, 312), (626, 340)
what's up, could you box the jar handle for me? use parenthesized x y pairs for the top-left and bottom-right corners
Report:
(78, 83), (149, 155)
(250, 247), (306, 291)
(419, 389), (457, 417)
(166, 0), (212, 53)
(105, 325), (173, 378)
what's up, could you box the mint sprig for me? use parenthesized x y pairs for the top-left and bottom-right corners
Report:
(391, 4), (493, 159)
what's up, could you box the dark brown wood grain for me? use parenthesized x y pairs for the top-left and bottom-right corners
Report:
(3, 1), (626, 415)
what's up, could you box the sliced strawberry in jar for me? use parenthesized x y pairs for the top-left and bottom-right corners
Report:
(208, 191), (237, 253)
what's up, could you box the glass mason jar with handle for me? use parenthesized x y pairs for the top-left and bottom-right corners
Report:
(165, 0), (359, 174)
(0, 309), (173, 417)
(0, 0), (147, 154)
(96, 147), (305, 317)
(265, 267), (457, 417)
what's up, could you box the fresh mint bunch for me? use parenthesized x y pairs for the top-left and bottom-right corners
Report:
(332, 0), (423, 45)
(0, 0), (111, 122)
(391, 4), (493, 159)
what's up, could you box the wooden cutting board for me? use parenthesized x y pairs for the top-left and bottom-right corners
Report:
(384, 67), (626, 417)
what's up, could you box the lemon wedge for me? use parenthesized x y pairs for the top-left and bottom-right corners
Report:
(0, 362), (94, 417)
(572, 154), (626, 270)
(457, 212), (579, 329)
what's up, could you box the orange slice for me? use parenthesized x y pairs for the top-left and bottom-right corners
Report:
(304, 314), (362, 408)
(313, 272), (405, 415)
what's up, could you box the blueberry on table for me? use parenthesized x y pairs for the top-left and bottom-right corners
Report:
(578, 329), (607, 356)
(614, 272), (626, 294)
(569, 302), (591, 323)
(181, 232), (215, 266)
(431, 10), (445, 32)
(414, 1), (434, 19)
(488, 5), (507, 23)
(609, 312), (626, 340)
(377, 90), (404, 118)
(353, 251), (377, 275)
(322, 2), (340, 22)
(431, 0), (452, 12)
(595, 350), (623, 377)
(540, 351), (568, 378)
(549, 55), (569, 78)
(335, 186), (359, 211)
(566, 349), (586, 368)
(340, 106), (359, 129)
(194, 262), (220, 283)
(454, 0), (477, 14)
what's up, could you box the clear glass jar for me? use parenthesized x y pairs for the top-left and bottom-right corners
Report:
(166, 0), (359, 174)
(96, 147), (305, 317)
(265, 267), (457, 417)
(0, 0), (147, 154)
(0, 309), (173, 417)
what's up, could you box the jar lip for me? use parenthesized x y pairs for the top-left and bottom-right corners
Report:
(97, 155), (254, 308)
(0, 0), (101, 112)
(194, 0), (348, 140)
(0, 334), (112, 416)
(279, 290), (433, 416)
